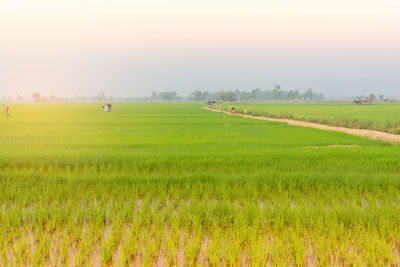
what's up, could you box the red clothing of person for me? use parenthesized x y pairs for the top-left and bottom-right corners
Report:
(5, 106), (9, 113)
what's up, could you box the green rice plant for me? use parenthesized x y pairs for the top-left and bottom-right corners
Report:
(100, 232), (114, 266)
(216, 101), (400, 134)
(0, 103), (400, 265)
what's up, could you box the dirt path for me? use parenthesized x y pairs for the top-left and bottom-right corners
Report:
(202, 107), (400, 143)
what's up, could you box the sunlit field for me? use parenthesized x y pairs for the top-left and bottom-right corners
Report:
(1, 103), (400, 266)
(216, 102), (400, 134)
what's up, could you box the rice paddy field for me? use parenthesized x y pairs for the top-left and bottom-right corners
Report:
(216, 102), (400, 134)
(1, 102), (400, 266)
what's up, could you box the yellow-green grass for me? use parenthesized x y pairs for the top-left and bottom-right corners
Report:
(0, 103), (399, 266)
(216, 102), (400, 134)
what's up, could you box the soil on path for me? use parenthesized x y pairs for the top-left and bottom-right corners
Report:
(202, 107), (400, 143)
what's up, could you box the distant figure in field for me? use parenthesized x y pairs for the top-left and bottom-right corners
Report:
(103, 104), (112, 112)
(4, 105), (10, 116)
(230, 107), (236, 115)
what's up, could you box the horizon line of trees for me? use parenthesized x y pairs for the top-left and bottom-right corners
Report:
(185, 86), (324, 102)
(31, 92), (62, 102)
(8, 88), (390, 103)
(8, 87), (324, 102)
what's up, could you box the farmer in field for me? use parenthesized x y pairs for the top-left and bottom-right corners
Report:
(230, 107), (236, 115)
(4, 105), (10, 116)
(103, 104), (112, 112)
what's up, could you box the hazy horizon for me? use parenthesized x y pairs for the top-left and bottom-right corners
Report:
(1, 0), (399, 98)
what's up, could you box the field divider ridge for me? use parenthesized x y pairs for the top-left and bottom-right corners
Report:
(201, 106), (400, 143)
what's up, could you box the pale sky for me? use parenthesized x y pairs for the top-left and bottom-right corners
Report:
(1, 0), (399, 98)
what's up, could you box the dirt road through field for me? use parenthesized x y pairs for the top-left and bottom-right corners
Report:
(202, 107), (400, 143)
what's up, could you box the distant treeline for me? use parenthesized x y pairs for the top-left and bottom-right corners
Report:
(151, 86), (324, 102)
(5, 88), (398, 103)
(13, 87), (325, 102)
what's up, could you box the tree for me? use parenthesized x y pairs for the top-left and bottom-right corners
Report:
(293, 90), (300, 100)
(235, 89), (241, 100)
(379, 94), (384, 101)
(273, 85), (281, 100)
(151, 92), (158, 99)
(189, 90), (203, 101)
(159, 91), (178, 101)
(251, 88), (262, 100)
(304, 88), (313, 100)
(240, 91), (251, 101)
(226, 91), (236, 102)
(216, 90), (236, 102)
(369, 93), (376, 99)
(203, 91), (210, 100)
(32, 92), (41, 102)
(287, 90), (301, 100)
(313, 93), (324, 100)
(97, 92), (106, 101)
(287, 90), (295, 100)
